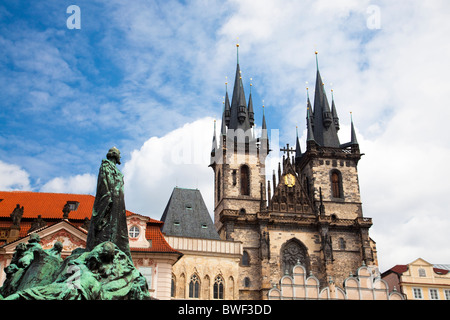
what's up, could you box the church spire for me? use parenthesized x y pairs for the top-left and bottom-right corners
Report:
(228, 42), (252, 131)
(312, 51), (340, 148)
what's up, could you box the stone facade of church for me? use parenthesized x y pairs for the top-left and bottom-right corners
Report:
(210, 48), (378, 299)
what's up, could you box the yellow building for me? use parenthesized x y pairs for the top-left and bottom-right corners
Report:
(381, 258), (450, 300)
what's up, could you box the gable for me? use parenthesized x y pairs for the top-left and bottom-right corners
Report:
(2, 220), (87, 255)
(268, 157), (314, 214)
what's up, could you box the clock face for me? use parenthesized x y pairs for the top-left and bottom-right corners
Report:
(284, 173), (295, 187)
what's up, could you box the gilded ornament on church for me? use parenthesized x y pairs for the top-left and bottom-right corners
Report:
(284, 173), (295, 187)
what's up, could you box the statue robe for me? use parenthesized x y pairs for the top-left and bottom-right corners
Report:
(86, 159), (131, 258)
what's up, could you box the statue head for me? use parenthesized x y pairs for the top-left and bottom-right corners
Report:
(106, 147), (121, 165)
(29, 233), (40, 243)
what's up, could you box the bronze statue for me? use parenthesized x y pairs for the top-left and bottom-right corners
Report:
(85, 147), (131, 258)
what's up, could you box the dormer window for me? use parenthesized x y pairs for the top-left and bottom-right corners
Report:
(67, 201), (79, 211)
(129, 225), (140, 238)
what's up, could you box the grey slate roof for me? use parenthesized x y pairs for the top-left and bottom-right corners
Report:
(160, 187), (220, 240)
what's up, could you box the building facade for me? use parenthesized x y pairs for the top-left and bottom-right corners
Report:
(382, 258), (450, 300)
(210, 48), (378, 299)
(160, 187), (242, 300)
(0, 191), (181, 300)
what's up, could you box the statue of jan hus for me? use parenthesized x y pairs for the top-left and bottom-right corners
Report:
(86, 147), (131, 258)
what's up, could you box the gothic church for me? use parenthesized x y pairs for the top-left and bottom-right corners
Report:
(209, 47), (376, 300)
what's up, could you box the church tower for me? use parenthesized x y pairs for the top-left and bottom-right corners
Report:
(210, 43), (270, 299)
(210, 48), (376, 300)
(295, 52), (375, 283)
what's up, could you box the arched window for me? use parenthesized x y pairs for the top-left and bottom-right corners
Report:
(331, 170), (342, 198)
(171, 274), (176, 298)
(189, 274), (200, 298)
(240, 165), (250, 195)
(281, 239), (310, 276)
(242, 250), (250, 266)
(213, 276), (224, 299)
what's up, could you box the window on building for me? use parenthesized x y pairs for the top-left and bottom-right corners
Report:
(240, 165), (250, 195)
(171, 274), (176, 298)
(444, 290), (450, 300)
(189, 274), (200, 298)
(331, 171), (342, 198)
(139, 267), (152, 290)
(339, 238), (346, 250)
(244, 277), (251, 287)
(242, 250), (250, 266)
(213, 276), (224, 299)
(429, 289), (440, 300)
(67, 201), (80, 211)
(128, 226), (140, 238)
(418, 268), (426, 277)
(281, 239), (310, 276)
(413, 288), (423, 299)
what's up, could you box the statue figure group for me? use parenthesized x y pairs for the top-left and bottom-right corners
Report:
(0, 147), (149, 300)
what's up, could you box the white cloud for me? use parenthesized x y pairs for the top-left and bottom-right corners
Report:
(40, 173), (96, 195)
(123, 117), (216, 219)
(0, 160), (31, 190)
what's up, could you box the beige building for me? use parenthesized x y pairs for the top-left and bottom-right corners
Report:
(160, 187), (243, 300)
(166, 235), (241, 299)
(382, 258), (450, 300)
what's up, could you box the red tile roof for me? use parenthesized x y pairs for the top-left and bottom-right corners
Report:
(0, 191), (179, 254)
(385, 264), (449, 276)
(0, 191), (138, 220)
(0, 191), (95, 220)
(140, 224), (180, 253)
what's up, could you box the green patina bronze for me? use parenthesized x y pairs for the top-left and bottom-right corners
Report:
(0, 148), (151, 300)
(86, 147), (131, 258)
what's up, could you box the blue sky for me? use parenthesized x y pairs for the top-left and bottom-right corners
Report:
(1, 0), (450, 272)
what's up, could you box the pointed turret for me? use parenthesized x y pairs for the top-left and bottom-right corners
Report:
(350, 113), (358, 146)
(306, 87), (314, 129)
(306, 107), (315, 144)
(295, 126), (302, 160)
(210, 120), (217, 165)
(221, 101), (227, 136)
(224, 80), (231, 126)
(312, 52), (340, 148)
(248, 81), (254, 126)
(331, 89), (340, 131)
(260, 105), (269, 155)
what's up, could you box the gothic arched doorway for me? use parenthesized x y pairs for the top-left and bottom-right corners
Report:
(280, 238), (310, 276)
